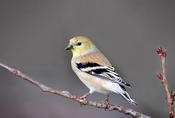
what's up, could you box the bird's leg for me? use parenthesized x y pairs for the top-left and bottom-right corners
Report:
(79, 91), (91, 105)
(104, 94), (110, 109)
(80, 91), (90, 100)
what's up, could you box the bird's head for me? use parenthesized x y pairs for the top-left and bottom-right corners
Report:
(65, 36), (95, 57)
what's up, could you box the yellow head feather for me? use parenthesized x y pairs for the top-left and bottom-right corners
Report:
(66, 36), (95, 57)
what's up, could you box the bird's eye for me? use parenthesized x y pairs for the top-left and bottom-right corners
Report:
(77, 42), (82, 46)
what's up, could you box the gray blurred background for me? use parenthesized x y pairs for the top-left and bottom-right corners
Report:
(0, 0), (175, 118)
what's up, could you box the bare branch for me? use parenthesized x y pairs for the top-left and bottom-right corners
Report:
(0, 61), (151, 118)
(155, 46), (174, 118)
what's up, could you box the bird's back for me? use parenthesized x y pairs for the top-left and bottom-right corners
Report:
(73, 49), (112, 67)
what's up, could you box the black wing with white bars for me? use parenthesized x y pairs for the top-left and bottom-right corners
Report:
(76, 62), (131, 88)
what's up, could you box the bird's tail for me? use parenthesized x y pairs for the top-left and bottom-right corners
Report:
(109, 84), (137, 105)
(120, 91), (137, 105)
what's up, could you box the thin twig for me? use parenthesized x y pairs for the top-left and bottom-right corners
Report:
(156, 46), (174, 118)
(0, 61), (151, 118)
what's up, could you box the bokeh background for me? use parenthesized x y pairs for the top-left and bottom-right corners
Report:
(0, 0), (175, 118)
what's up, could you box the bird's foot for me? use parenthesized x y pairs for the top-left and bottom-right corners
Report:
(79, 92), (90, 105)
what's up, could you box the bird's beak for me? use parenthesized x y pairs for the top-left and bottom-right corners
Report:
(65, 44), (73, 50)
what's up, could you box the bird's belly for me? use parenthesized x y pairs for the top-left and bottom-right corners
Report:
(77, 72), (111, 94)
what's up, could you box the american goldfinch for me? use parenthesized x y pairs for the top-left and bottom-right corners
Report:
(65, 36), (136, 105)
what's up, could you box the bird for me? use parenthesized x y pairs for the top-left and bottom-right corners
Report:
(65, 36), (136, 105)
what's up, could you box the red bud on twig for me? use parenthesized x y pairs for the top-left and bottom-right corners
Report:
(169, 112), (174, 118)
(156, 46), (162, 56)
(156, 72), (163, 80)
(156, 46), (167, 57)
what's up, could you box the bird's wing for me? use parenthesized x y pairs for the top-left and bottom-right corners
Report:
(76, 62), (131, 88)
